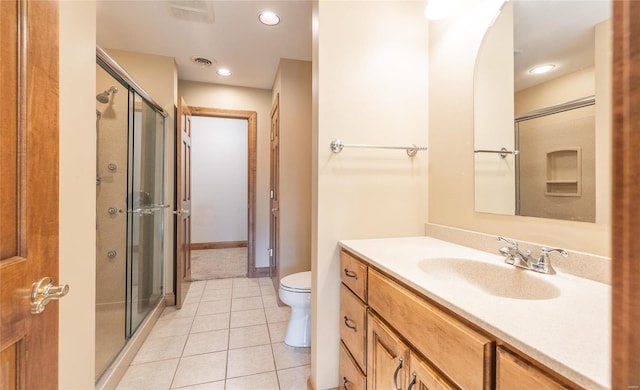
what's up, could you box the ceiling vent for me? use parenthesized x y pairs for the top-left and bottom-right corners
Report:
(191, 56), (216, 68)
(167, 0), (215, 24)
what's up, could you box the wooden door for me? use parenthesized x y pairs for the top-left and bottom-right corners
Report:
(1, 1), (64, 388)
(175, 97), (192, 308)
(367, 313), (409, 390)
(269, 95), (280, 283)
(612, 1), (640, 387)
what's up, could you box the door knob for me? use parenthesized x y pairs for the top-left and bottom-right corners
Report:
(31, 277), (69, 314)
(173, 209), (190, 216)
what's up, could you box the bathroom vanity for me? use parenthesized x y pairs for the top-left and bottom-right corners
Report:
(338, 237), (610, 389)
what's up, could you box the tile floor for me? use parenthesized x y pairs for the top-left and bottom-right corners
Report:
(116, 277), (310, 390)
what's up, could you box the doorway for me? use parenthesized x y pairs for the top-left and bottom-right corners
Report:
(186, 107), (257, 279)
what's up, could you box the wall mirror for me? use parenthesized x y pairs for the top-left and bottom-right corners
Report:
(473, 0), (611, 224)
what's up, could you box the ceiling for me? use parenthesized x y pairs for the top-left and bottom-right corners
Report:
(512, 0), (611, 92)
(96, 0), (313, 90)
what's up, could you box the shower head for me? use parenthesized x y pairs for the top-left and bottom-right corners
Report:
(96, 86), (118, 103)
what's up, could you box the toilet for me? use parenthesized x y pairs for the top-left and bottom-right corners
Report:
(279, 271), (311, 347)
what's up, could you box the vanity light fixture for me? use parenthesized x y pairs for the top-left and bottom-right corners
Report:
(216, 68), (232, 77)
(424, 0), (456, 20)
(258, 11), (280, 26)
(529, 64), (556, 74)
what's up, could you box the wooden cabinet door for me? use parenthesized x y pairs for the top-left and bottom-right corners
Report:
(496, 347), (569, 390)
(367, 313), (410, 390)
(408, 351), (457, 390)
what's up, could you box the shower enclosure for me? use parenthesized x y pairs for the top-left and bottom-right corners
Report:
(95, 48), (166, 381)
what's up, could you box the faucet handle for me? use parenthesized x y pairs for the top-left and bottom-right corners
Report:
(540, 247), (569, 257)
(497, 236), (518, 247)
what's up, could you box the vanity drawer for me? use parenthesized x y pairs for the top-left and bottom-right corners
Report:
(341, 250), (368, 302)
(340, 284), (367, 372)
(340, 341), (366, 390)
(368, 269), (494, 390)
(496, 347), (573, 389)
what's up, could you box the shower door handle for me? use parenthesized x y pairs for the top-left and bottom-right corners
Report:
(173, 209), (190, 216)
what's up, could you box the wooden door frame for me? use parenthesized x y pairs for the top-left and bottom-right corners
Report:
(269, 94), (280, 285)
(612, 1), (640, 387)
(188, 106), (259, 277)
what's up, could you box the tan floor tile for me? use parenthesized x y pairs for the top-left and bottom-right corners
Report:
(231, 296), (263, 312)
(226, 344), (275, 379)
(272, 342), (311, 370)
(261, 294), (279, 308)
(148, 317), (194, 339)
(196, 299), (231, 316)
(171, 351), (227, 388)
(205, 278), (233, 290)
(201, 288), (232, 302)
(265, 306), (291, 324)
(160, 303), (198, 320)
(172, 381), (224, 390)
(278, 365), (311, 390)
(232, 286), (262, 298)
(267, 321), (288, 344)
(258, 277), (273, 287)
(230, 309), (266, 328)
(225, 371), (279, 390)
(183, 329), (229, 356)
(232, 277), (260, 288)
(132, 334), (187, 364)
(260, 284), (277, 296)
(228, 324), (270, 350)
(191, 313), (230, 333)
(116, 358), (178, 390)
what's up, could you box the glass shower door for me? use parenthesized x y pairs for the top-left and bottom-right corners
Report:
(126, 93), (165, 335)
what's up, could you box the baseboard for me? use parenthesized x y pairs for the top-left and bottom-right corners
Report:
(191, 240), (248, 250)
(164, 292), (175, 306)
(253, 267), (270, 277)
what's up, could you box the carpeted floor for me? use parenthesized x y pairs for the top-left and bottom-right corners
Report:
(190, 247), (248, 280)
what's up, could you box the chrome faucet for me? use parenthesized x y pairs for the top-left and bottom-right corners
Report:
(497, 237), (568, 275)
(531, 247), (568, 275)
(497, 236), (533, 269)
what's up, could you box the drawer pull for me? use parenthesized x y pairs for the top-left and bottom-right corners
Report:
(344, 268), (358, 279)
(343, 376), (350, 390)
(407, 372), (417, 390)
(393, 357), (404, 390)
(343, 316), (357, 331)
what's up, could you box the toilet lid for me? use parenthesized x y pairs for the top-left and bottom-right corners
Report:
(280, 271), (311, 292)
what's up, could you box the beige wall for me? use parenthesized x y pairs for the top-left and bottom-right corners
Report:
(179, 80), (272, 268)
(595, 19), (612, 226)
(474, 0), (515, 215)
(272, 59), (313, 281)
(312, 1), (429, 388)
(428, 0), (610, 256)
(59, 1), (97, 388)
(104, 49), (178, 300)
(515, 67), (595, 114)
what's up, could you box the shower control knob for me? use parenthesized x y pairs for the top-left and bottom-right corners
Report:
(108, 207), (118, 215)
(107, 251), (117, 259)
(107, 163), (118, 171)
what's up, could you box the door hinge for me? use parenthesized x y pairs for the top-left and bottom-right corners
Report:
(268, 248), (273, 257)
(270, 190), (274, 199)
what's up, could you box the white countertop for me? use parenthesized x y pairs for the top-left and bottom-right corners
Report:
(339, 236), (611, 389)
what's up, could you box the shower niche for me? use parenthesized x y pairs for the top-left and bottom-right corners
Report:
(95, 51), (166, 381)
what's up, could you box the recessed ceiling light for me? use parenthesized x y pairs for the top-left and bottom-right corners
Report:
(258, 11), (280, 26)
(217, 68), (232, 77)
(529, 64), (556, 74)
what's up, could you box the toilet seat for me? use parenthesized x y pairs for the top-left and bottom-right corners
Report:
(280, 271), (311, 293)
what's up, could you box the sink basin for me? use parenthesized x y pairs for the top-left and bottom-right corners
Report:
(418, 258), (561, 300)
